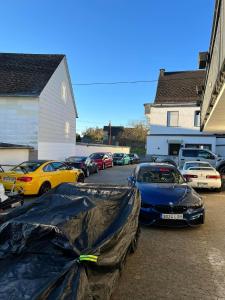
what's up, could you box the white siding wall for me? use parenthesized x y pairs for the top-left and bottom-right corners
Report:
(75, 144), (130, 157)
(145, 105), (217, 156)
(0, 149), (30, 166)
(38, 58), (76, 160)
(0, 97), (39, 148)
(148, 106), (202, 135)
(147, 135), (217, 156)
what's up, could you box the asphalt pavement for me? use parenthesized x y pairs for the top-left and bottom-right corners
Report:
(87, 164), (225, 300)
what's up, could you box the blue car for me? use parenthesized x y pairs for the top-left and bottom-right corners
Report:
(128, 163), (205, 227)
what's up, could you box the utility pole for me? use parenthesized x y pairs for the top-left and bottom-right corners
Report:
(109, 121), (112, 145)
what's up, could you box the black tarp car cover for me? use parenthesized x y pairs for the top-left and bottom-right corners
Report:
(0, 183), (140, 300)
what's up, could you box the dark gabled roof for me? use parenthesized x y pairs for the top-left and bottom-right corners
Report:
(103, 126), (124, 136)
(154, 69), (206, 104)
(0, 143), (33, 149)
(0, 53), (64, 96)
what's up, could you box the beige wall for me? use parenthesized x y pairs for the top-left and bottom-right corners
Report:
(0, 149), (30, 167)
(75, 144), (130, 157)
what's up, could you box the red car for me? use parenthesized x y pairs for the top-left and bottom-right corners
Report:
(89, 152), (113, 170)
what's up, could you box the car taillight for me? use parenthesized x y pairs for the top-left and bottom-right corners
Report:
(206, 175), (221, 179)
(184, 174), (198, 179)
(17, 177), (33, 182)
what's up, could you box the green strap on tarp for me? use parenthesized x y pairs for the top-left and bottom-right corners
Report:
(79, 255), (98, 263)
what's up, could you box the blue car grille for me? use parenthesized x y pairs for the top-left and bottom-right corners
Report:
(141, 203), (188, 213)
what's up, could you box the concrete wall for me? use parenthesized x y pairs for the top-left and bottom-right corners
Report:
(75, 143), (130, 157)
(146, 135), (217, 156)
(0, 97), (39, 148)
(38, 57), (76, 160)
(0, 148), (30, 166)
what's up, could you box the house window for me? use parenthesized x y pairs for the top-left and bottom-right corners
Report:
(167, 111), (179, 127)
(61, 82), (67, 103)
(194, 111), (200, 127)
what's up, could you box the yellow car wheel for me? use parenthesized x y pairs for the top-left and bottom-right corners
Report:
(77, 174), (85, 183)
(39, 182), (51, 195)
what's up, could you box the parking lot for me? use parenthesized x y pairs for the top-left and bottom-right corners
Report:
(87, 165), (225, 300)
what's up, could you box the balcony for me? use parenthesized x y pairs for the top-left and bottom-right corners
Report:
(201, 0), (225, 132)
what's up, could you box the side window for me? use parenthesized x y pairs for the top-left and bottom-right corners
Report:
(167, 111), (179, 127)
(198, 150), (215, 160)
(52, 162), (68, 170)
(194, 111), (200, 127)
(43, 164), (55, 172)
(182, 150), (198, 157)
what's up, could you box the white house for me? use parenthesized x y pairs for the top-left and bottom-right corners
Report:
(0, 53), (77, 161)
(144, 69), (225, 157)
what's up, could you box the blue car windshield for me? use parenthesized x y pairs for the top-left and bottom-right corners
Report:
(137, 167), (184, 184)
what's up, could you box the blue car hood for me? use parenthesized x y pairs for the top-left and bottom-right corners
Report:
(137, 182), (200, 206)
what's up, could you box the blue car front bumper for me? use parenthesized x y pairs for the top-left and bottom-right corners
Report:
(140, 206), (205, 227)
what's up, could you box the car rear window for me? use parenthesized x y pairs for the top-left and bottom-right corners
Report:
(137, 167), (184, 184)
(11, 162), (44, 173)
(113, 153), (123, 158)
(184, 162), (211, 170)
(90, 153), (104, 159)
(188, 167), (214, 171)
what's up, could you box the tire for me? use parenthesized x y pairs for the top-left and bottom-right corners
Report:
(218, 165), (225, 176)
(215, 187), (222, 193)
(39, 182), (51, 196)
(77, 174), (85, 183)
(130, 226), (140, 253)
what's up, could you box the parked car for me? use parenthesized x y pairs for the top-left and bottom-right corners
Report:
(89, 152), (113, 170)
(113, 153), (130, 165)
(0, 184), (140, 299)
(154, 147), (225, 174)
(0, 160), (85, 196)
(181, 161), (222, 191)
(178, 148), (225, 174)
(65, 156), (98, 177)
(128, 153), (140, 164)
(128, 163), (205, 226)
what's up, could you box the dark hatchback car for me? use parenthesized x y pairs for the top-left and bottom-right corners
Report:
(128, 153), (140, 164)
(128, 163), (205, 227)
(65, 156), (98, 177)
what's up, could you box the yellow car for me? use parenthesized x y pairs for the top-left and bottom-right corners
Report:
(0, 160), (85, 196)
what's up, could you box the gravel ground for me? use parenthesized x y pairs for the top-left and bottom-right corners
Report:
(87, 165), (225, 300)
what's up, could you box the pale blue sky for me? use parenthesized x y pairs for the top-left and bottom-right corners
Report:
(0, 0), (215, 134)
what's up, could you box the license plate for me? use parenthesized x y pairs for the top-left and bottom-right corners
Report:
(197, 182), (208, 187)
(3, 177), (16, 183)
(161, 214), (183, 220)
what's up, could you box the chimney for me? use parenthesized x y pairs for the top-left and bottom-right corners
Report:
(160, 68), (165, 76)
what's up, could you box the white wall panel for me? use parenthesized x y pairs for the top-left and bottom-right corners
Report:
(38, 142), (75, 160)
(0, 97), (39, 148)
(75, 144), (130, 157)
